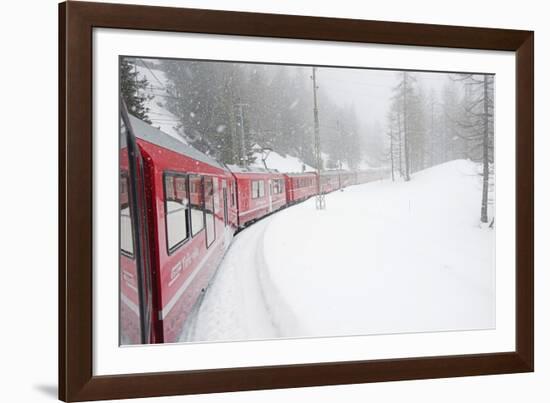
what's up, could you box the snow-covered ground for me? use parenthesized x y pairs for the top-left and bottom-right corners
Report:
(180, 159), (495, 342)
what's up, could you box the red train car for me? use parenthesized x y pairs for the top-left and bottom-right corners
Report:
(284, 172), (317, 203)
(120, 110), (388, 345)
(120, 113), (238, 344)
(355, 168), (389, 185)
(229, 166), (287, 227)
(320, 171), (341, 194)
(338, 171), (355, 188)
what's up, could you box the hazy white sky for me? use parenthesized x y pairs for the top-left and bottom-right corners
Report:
(316, 66), (451, 134)
(150, 56), (473, 148)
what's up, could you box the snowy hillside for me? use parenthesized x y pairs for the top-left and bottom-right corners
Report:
(135, 63), (316, 171)
(181, 160), (495, 342)
(250, 148), (315, 173)
(134, 63), (186, 143)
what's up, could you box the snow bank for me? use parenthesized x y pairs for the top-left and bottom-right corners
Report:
(263, 159), (495, 337)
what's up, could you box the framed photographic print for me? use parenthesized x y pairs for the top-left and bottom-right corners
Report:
(59, 1), (534, 401)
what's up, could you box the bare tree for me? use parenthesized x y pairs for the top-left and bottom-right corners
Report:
(451, 73), (494, 224)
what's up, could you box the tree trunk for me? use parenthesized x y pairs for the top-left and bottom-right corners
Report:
(403, 72), (411, 181)
(397, 111), (403, 177)
(481, 75), (489, 223)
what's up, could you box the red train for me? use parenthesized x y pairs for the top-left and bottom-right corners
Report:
(284, 172), (317, 204)
(230, 166), (287, 226)
(120, 111), (387, 344)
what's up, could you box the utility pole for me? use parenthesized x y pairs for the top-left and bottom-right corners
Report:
(312, 67), (325, 210)
(234, 102), (249, 167)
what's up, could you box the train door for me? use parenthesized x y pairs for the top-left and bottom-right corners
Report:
(120, 101), (155, 345)
(268, 179), (273, 212)
(222, 179), (228, 227)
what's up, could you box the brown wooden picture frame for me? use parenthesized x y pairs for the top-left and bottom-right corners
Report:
(59, 1), (534, 401)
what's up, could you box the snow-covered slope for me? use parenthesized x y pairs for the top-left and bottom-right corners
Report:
(182, 159), (495, 342)
(135, 63), (186, 143)
(263, 159), (495, 337)
(251, 149), (315, 173)
(135, 63), (315, 169)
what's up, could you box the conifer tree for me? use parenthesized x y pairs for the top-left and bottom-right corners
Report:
(120, 58), (152, 123)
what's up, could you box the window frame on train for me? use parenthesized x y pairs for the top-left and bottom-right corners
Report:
(163, 171), (191, 255)
(120, 170), (135, 259)
(188, 174), (206, 238)
(272, 178), (284, 195)
(251, 180), (259, 199)
(258, 180), (265, 198)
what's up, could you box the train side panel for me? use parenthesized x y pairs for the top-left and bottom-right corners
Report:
(136, 138), (235, 343)
(233, 171), (287, 226)
(284, 172), (317, 203)
(320, 172), (340, 194)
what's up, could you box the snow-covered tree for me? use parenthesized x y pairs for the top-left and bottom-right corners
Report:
(120, 58), (153, 123)
(388, 71), (426, 181)
(157, 60), (365, 168)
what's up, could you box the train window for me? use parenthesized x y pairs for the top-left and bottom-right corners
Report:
(204, 176), (216, 247)
(272, 179), (283, 194)
(189, 174), (205, 236)
(230, 181), (236, 207)
(258, 180), (265, 198)
(164, 173), (190, 252)
(212, 178), (219, 212)
(251, 180), (258, 199)
(120, 172), (134, 257)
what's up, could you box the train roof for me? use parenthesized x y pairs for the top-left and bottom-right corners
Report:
(227, 164), (282, 175)
(284, 171), (318, 177)
(128, 114), (226, 171)
(320, 169), (348, 175)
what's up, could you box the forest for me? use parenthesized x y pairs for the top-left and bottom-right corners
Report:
(121, 57), (494, 223)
